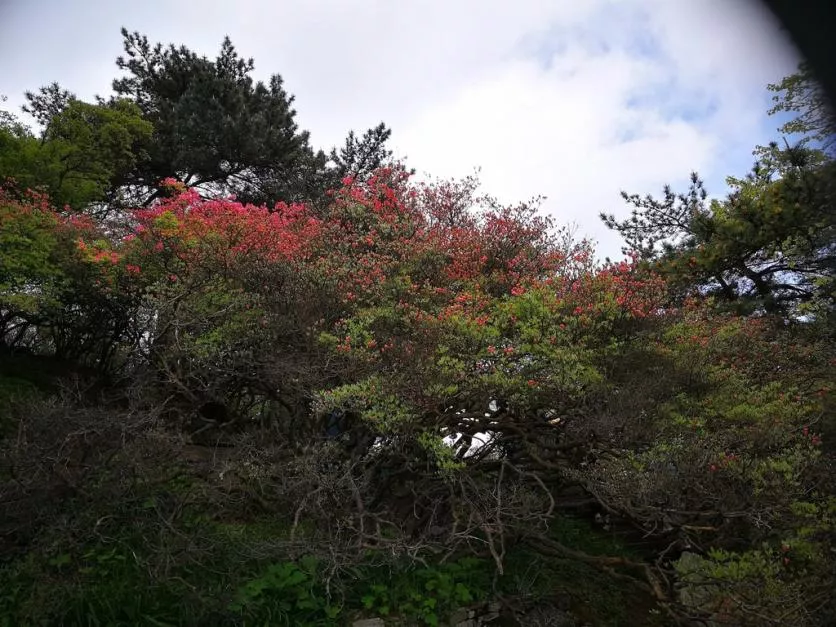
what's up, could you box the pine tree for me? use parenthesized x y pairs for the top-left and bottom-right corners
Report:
(602, 65), (836, 320)
(111, 29), (322, 206)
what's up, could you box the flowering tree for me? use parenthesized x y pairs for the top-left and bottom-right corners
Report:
(0, 162), (832, 625)
(0, 185), (148, 367)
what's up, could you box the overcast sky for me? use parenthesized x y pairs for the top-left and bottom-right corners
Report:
(0, 0), (800, 259)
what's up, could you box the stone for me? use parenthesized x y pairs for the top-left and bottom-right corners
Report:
(352, 619), (385, 627)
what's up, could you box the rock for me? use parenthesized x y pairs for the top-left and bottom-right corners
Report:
(352, 619), (385, 627)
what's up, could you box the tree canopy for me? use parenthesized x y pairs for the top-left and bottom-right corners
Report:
(2, 29), (395, 212)
(602, 66), (835, 323)
(0, 38), (834, 627)
(1, 95), (152, 210)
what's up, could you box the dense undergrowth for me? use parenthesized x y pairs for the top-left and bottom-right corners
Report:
(0, 368), (662, 626)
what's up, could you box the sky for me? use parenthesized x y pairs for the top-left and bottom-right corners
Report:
(0, 0), (801, 260)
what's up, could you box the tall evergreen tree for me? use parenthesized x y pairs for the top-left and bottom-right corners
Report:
(330, 122), (393, 181)
(22, 82), (74, 130)
(233, 121), (397, 208)
(8, 30), (397, 210)
(111, 29), (323, 205)
(602, 64), (836, 320)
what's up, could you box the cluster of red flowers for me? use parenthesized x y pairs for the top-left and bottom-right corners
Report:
(1, 172), (674, 368)
(116, 172), (670, 337)
(130, 192), (322, 266)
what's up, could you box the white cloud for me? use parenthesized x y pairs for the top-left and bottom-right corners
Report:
(0, 0), (801, 258)
(387, 0), (799, 258)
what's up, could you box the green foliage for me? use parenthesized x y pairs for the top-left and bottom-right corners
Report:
(417, 431), (466, 473)
(228, 556), (490, 626)
(675, 529), (835, 627)
(603, 63), (835, 321)
(111, 29), (317, 204)
(0, 190), (150, 367)
(107, 29), (394, 207)
(1, 545), (186, 627)
(764, 61), (835, 153)
(6, 30), (395, 213)
(603, 158), (835, 318)
(0, 516), (493, 627)
(314, 376), (417, 434)
(1, 54), (833, 627)
(0, 98), (152, 209)
(329, 122), (399, 192)
(0, 192), (62, 312)
(356, 558), (490, 626)
(46, 98), (153, 206)
(229, 559), (341, 625)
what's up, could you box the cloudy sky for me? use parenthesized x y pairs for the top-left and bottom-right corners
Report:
(0, 0), (800, 259)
